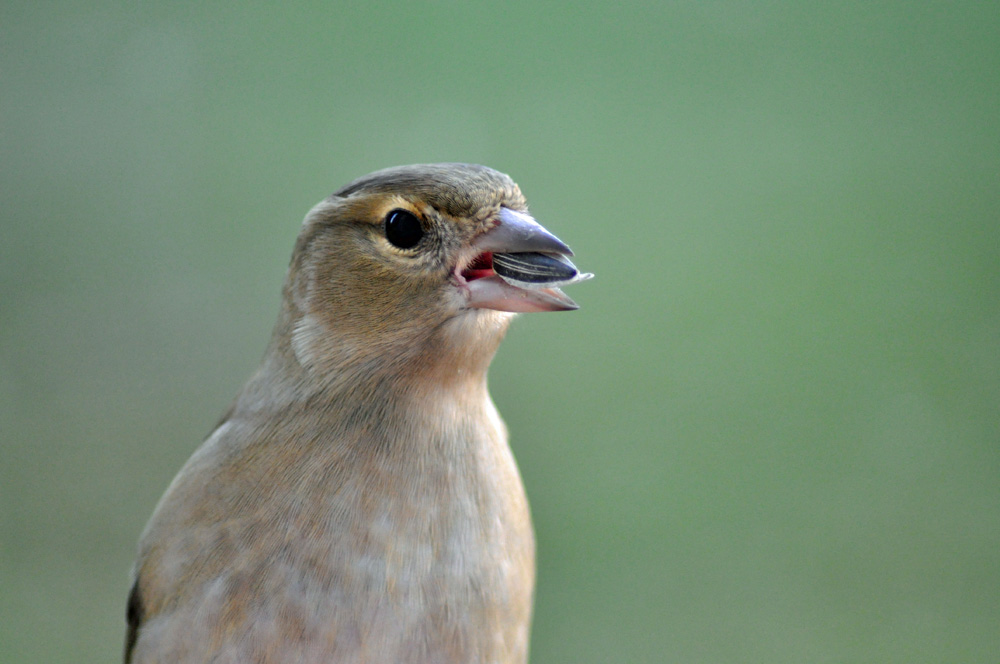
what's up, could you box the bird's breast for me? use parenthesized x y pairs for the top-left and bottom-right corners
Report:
(136, 396), (535, 663)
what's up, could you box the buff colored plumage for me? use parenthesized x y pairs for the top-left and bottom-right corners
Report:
(126, 163), (589, 663)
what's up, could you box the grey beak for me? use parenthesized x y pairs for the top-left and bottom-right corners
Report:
(472, 208), (574, 256)
(463, 207), (591, 313)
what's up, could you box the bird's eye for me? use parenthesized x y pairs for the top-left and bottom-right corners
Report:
(384, 209), (424, 249)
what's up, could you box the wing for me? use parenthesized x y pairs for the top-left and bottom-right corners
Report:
(124, 579), (143, 663)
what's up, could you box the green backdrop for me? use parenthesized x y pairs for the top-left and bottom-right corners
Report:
(2, 2), (998, 662)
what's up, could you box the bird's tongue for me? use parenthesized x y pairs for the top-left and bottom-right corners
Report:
(461, 252), (495, 282)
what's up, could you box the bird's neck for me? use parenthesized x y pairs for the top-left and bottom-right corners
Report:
(231, 304), (511, 425)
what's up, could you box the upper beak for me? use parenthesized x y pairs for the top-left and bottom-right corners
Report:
(472, 208), (574, 256)
(460, 208), (592, 313)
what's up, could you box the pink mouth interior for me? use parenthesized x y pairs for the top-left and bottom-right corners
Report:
(462, 251), (494, 282)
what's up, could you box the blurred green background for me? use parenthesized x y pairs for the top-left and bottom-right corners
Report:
(3, 2), (998, 662)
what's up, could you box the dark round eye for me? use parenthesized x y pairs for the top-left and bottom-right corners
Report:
(384, 209), (424, 249)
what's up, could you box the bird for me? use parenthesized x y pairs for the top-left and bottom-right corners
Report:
(124, 163), (590, 663)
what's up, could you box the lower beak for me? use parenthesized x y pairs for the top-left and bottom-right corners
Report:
(461, 208), (592, 313)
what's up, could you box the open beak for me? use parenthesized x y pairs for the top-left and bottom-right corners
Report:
(458, 208), (592, 313)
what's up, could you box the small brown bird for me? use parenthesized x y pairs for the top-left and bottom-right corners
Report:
(125, 163), (590, 663)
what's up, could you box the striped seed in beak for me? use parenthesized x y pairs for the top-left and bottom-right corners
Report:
(493, 252), (594, 290)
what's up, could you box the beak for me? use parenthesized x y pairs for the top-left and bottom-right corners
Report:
(460, 208), (593, 313)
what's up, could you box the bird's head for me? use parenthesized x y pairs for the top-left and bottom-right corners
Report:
(275, 163), (590, 388)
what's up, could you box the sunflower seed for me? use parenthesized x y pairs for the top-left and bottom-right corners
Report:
(494, 252), (594, 289)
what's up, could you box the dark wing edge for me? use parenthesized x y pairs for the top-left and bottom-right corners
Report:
(124, 579), (143, 663)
